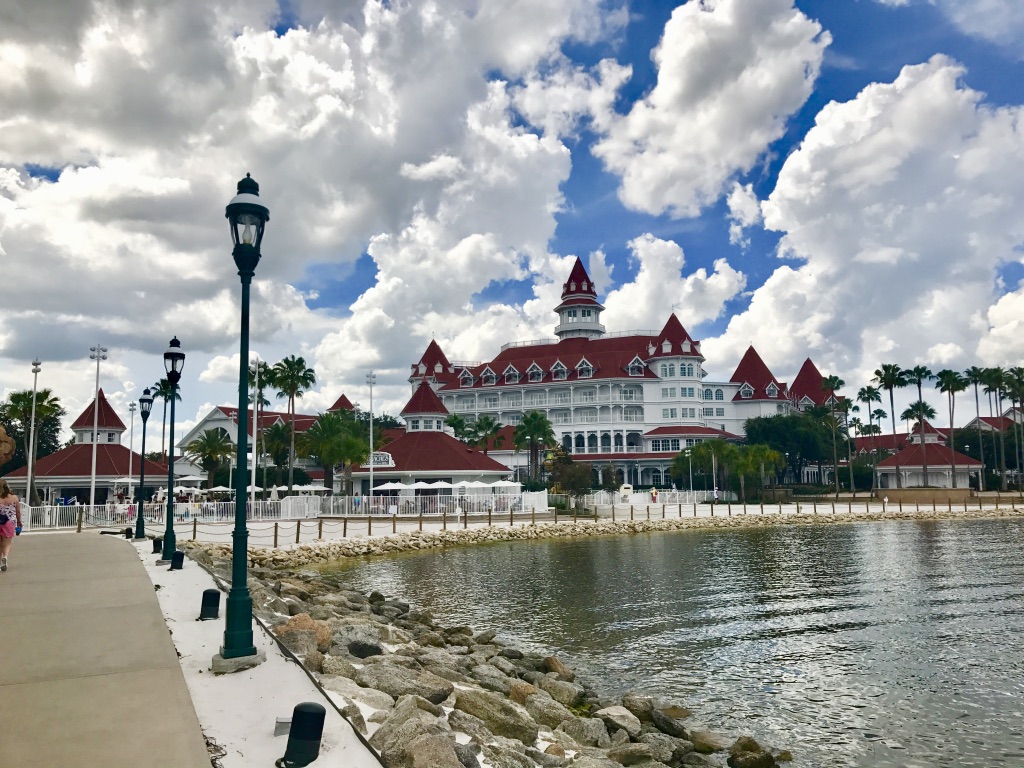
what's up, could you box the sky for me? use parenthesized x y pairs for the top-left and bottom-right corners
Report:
(2, 0), (1024, 450)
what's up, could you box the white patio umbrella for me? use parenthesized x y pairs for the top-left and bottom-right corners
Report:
(426, 480), (453, 488)
(246, 485), (263, 492)
(208, 486), (232, 493)
(376, 481), (410, 490)
(176, 474), (205, 483)
(491, 480), (521, 487)
(411, 481), (437, 489)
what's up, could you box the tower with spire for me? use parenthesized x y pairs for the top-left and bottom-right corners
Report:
(554, 258), (605, 340)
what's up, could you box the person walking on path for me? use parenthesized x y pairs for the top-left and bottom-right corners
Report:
(0, 479), (23, 571)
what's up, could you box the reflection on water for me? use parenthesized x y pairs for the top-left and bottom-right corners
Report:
(321, 519), (1024, 767)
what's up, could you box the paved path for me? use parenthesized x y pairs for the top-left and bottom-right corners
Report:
(0, 533), (210, 768)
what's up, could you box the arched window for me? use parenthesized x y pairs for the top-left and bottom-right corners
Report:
(715, 389), (724, 401)
(703, 388), (713, 400)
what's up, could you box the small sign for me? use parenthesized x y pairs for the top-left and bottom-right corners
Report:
(371, 451), (395, 468)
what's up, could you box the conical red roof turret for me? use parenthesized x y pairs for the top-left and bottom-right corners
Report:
(70, 389), (126, 431)
(400, 378), (450, 416)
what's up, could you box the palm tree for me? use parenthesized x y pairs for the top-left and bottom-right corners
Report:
(152, 379), (180, 459)
(964, 366), (987, 491)
(982, 367), (1009, 491)
(247, 358), (272, 495)
(513, 410), (556, 482)
(903, 365), (934, 486)
(873, 365), (908, 488)
(935, 369), (967, 488)
(822, 375), (844, 496)
(269, 355), (317, 492)
(469, 414), (504, 455)
(444, 413), (471, 441)
(0, 388), (65, 503)
(184, 429), (235, 489)
(299, 411), (368, 496)
(1006, 367), (1024, 495)
(262, 421), (292, 488)
(836, 399), (857, 496)
(901, 401), (937, 486)
(857, 385), (882, 439)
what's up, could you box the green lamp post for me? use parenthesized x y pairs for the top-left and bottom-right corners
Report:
(134, 388), (154, 539)
(220, 173), (269, 661)
(160, 338), (185, 560)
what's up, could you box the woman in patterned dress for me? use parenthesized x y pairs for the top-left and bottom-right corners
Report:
(0, 479), (23, 572)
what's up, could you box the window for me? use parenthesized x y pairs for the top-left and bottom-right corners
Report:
(739, 385), (752, 399)
(659, 363), (677, 377)
(661, 387), (676, 398)
(703, 407), (715, 416)
(686, 438), (697, 447)
(662, 408), (677, 419)
(577, 362), (593, 379)
(107, 432), (116, 442)
(482, 370), (496, 386)
(528, 366), (543, 382)
(482, 397), (498, 408)
(715, 389), (724, 401)
(410, 419), (420, 430)
(716, 408), (725, 417)
(703, 388), (713, 400)
(670, 438), (680, 451)
(766, 383), (778, 398)
(628, 359), (645, 376)
(567, 308), (577, 319)
(505, 369), (519, 384)
(460, 373), (473, 387)
(582, 309), (592, 318)
(681, 387), (695, 398)
(683, 407), (696, 418)
(683, 364), (694, 377)
(552, 364), (567, 381)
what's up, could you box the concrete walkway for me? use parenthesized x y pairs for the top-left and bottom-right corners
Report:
(0, 533), (210, 768)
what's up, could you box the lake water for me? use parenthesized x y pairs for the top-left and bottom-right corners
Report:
(322, 518), (1024, 767)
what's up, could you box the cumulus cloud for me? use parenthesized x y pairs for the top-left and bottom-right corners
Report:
(708, 55), (1024, 386)
(726, 182), (763, 247)
(875, 0), (1024, 55)
(592, 0), (829, 217)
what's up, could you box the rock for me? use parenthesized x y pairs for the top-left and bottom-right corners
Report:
(639, 733), (694, 764)
(508, 680), (538, 706)
(622, 693), (654, 721)
(488, 655), (520, 677)
(545, 743), (566, 758)
(543, 656), (575, 682)
(527, 745), (567, 766)
(681, 754), (714, 766)
(275, 613), (333, 651)
(498, 647), (525, 660)
(304, 649), (324, 673)
(277, 628), (317, 656)
(472, 663), (512, 686)
(368, 590), (386, 604)
(609, 728), (631, 746)
(321, 675), (396, 711)
(406, 733), (463, 768)
(690, 731), (730, 754)
(596, 706), (642, 739)
(363, 654), (421, 669)
(339, 699), (367, 734)
(380, 624), (414, 644)
(454, 689), (539, 745)
(355, 662), (454, 705)
(368, 711), (449, 767)
(570, 758), (621, 768)
(417, 631), (447, 647)
(422, 663), (471, 684)
(556, 716), (611, 748)
(651, 709), (688, 739)
(348, 639), (384, 658)
(659, 705), (692, 720)
(727, 737), (776, 768)
(482, 743), (535, 768)
(447, 709), (493, 743)
(524, 692), (574, 729)
(607, 743), (655, 765)
(473, 629), (497, 644)
(321, 655), (357, 677)
(538, 678), (585, 707)
(454, 742), (482, 768)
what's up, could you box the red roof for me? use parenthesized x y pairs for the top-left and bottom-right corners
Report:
(4, 443), (167, 479)
(401, 379), (450, 416)
(409, 340), (458, 384)
(971, 415), (1016, 431)
(480, 425), (517, 452)
(876, 443), (981, 468)
(328, 394), (355, 412)
(356, 430), (508, 473)
(643, 426), (741, 439)
(70, 389), (126, 431)
(561, 257), (599, 301)
(729, 346), (788, 402)
(853, 433), (911, 454)
(648, 314), (701, 359)
(789, 359), (835, 407)
(217, 407), (317, 436)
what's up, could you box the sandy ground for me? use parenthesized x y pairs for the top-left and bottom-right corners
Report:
(134, 539), (380, 768)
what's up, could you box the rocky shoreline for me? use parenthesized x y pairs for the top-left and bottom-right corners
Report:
(185, 541), (792, 768)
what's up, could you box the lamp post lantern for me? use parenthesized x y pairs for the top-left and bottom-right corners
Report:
(220, 172), (269, 664)
(160, 337), (185, 561)
(89, 345), (108, 508)
(127, 402), (136, 503)
(26, 359), (41, 506)
(367, 371), (376, 509)
(135, 389), (154, 539)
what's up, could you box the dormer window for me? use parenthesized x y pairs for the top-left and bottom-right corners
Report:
(481, 368), (496, 386)
(434, 362), (443, 373)
(504, 366), (519, 384)
(662, 340), (671, 353)
(739, 385), (753, 399)
(552, 362), (568, 381)
(766, 383), (778, 398)
(582, 281), (588, 290)
(460, 371), (474, 388)
(627, 357), (645, 377)
(527, 364), (543, 383)
(577, 360), (593, 379)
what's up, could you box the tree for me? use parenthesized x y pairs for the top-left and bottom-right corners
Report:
(822, 375), (845, 496)
(248, 359), (272, 408)
(468, 414), (504, 455)
(836, 399), (857, 495)
(873, 364), (908, 488)
(269, 355), (317, 492)
(444, 413), (471, 441)
(1006, 367), (1024, 492)
(903, 365), (934, 486)
(183, 429), (235, 489)
(683, 440), (737, 496)
(964, 366), (988, 491)
(732, 444), (784, 502)
(513, 411), (556, 483)
(857, 385), (882, 444)
(744, 414), (830, 484)
(0, 388), (66, 503)
(299, 411), (367, 496)
(550, 457), (594, 510)
(901, 401), (937, 485)
(982, 367), (1009, 491)
(262, 421), (292, 487)
(152, 378), (180, 459)
(935, 369), (967, 488)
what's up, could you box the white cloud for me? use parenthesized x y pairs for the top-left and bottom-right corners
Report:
(592, 0), (829, 217)
(875, 0), (1024, 54)
(710, 55), (1024, 386)
(726, 182), (763, 247)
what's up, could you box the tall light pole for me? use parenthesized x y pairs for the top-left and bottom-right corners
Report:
(685, 448), (693, 495)
(367, 371), (376, 508)
(26, 359), (41, 506)
(89, 345), (108, 508)
(251, 354), (260, 507)
(711, 447), (718, 501)
(134, 389), (154, 539)
(160, 337), (185, 561)
(220, 172), (269, 664)
(127, 401), (137, 503)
